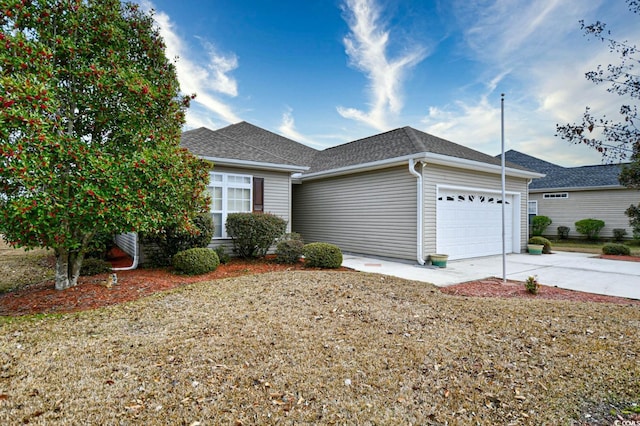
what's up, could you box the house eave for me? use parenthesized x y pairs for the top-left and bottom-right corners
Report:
(198, 156), (309, 173)
(422, 152), (544, 179)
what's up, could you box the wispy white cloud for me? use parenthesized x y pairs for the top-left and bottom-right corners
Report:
(420, 0), (640, 166)
(337, 0), (427, 131)
(142, 1), (241, 127)
(278, 108), (327, 149)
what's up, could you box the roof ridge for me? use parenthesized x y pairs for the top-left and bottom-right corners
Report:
(403, 126), (426, 151)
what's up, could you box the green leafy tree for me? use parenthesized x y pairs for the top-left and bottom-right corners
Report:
(0, 0), (210, 290)
(555, 1), (639, 237)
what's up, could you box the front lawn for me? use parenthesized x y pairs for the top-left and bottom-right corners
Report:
(1, 271), (638, 425)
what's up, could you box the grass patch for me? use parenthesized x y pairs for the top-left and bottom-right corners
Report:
(1, 271), (638, 424)
(552, 240), (640, 255)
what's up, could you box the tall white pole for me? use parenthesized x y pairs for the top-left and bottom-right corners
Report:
(501, 94), (506, 283)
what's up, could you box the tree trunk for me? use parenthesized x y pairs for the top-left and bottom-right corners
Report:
(54, 248), (85, 290)
(54, 249), (71, 290)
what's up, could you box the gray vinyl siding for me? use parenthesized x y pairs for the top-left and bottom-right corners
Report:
(293, 166), (417, 260)
(207, 165), (292, 252)
(422, 164), (530, 256)
(531, 188), (638, 238)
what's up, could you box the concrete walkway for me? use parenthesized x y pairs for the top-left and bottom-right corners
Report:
(341, 251), (640, 300)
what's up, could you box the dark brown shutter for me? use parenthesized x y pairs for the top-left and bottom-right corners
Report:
(253, 177), (264, 213)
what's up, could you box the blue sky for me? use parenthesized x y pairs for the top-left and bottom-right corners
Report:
(139, 0), (638, 166)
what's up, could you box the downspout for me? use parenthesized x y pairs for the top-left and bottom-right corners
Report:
(111, 233), (139, 271)
(408, 159), (425, 265)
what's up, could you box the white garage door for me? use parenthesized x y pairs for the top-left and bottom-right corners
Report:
(436, 188), (514, 260)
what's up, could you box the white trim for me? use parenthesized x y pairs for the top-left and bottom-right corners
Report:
(198, 155), (308, 173)
(300, 153), (543, 181)
(423, 152), (544, 179)
(209, 172), (253, 239)
(436, 183), (520, 196)
(528, 200), (538, 215)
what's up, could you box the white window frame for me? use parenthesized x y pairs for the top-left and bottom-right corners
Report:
(543, 192), (569, 199)
(208, 172), (253, 239)
(528, 200), (538, 215)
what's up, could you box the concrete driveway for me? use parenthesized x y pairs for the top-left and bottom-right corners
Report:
(341, 251), (640, 300)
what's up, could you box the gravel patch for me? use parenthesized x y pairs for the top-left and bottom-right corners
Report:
(1, 271), (638, 424)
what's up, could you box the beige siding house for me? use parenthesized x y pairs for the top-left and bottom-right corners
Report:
(503, 150), (638, 239)
(290, 126), (539, 262)
(172, 122), (541, 263)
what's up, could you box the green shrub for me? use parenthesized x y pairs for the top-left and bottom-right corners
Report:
(613, 228), (627, 242)
(528, 236), (552, 254)
(276, 233), (305, 264)
(575, 218), (605, 241)
(525, 276), (540, 295)
(602, 243), (631, 256)
(531, 216), (552, 236)
(172, 248), (220, 275)
(226, 213), (287, 258)
(141, 213), (214, 266)
(626, 204), (640, 240)
(80, 258), (112, 276)
(303, 242), (343, 268)
(557, 226), (570, 240)
(214, 246), (230, 265)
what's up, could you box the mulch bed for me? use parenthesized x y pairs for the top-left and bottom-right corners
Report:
(0, 249), (351, 317)
(441, 276), (640, 305)
(598, 254), (640, 262)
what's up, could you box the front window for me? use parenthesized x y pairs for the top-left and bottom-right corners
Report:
(208, 172), (252, 238)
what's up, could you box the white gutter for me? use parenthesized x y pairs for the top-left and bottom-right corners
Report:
(198, 155), (309, 173)
(408, 159), (425, 265)
(111, 233), (139, 271)
(300, 152), (543, 182)
(421, 152), (544, 179)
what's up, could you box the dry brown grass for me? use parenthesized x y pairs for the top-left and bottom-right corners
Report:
(0, 239), (53, 293)
(1, 271), (638, 425)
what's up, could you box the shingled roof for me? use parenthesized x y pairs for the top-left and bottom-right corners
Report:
(181, 122), (316, 170)
(182, 122), (534, 176)
(306, 126), (529, 174)
(500, 150), (624, 190)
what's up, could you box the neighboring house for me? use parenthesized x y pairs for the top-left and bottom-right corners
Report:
(501, 150), (638, 239)
(181, 122), (541, 263)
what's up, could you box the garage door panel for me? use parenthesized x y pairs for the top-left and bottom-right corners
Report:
(437, 189), (514, 260)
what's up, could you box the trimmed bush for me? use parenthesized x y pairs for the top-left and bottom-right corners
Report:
(172, 248), (220, 275)
(528, 236), (552, 254)
(141, 213), (215, 266)
(214, 246), (230, 265)
(613, 228), (627, 242)
(602, 243), (631, 256)
(531, 216), (552, 236)
(276, 233), (305, 264)
(557, 226), (570, 240)
(80, 258), (112, 276)
(575, 218), (605, 241)
(226, 213), (287, 258)
(303, 242), (343, 268)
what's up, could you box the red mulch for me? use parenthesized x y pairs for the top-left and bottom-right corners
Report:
(441, 277), (640, 305)
(2, 248), (639, 317)
(598, 254), (640, 262)
(0, 249), (350, 317)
